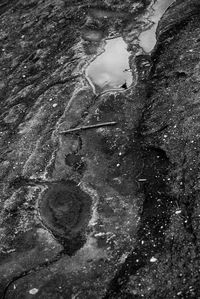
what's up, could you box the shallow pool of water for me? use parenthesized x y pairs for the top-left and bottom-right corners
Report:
(86, 37), (133, 93)
(139, 0), (174, 53)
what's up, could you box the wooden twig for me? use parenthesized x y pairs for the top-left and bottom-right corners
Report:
(138, 178), (147, 182)
(59, 121), (117, 134)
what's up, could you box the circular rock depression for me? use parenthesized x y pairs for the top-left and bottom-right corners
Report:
(39, 181), (92, 255)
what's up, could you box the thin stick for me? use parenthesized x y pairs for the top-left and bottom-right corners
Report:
(59, 121), (117, 134)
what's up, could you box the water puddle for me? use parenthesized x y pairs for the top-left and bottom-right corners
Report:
(139, 0), (174, 53)
(85, 0), (174, 93)
(86, 37), (133, 93)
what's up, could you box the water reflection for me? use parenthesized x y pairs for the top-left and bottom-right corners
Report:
(86, 37), (132, 93)
(139, 0), (174, 53)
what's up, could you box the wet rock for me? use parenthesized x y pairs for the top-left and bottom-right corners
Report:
(65, 153), (86, 174)
(81, 28), (103, 42)
(88, 8), (125, 20)
(118, 1), (200, 298)
(3, 104), (27, 125)
(1, 0), (200, 298)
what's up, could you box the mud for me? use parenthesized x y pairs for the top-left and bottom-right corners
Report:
(39, 181), (92, 255)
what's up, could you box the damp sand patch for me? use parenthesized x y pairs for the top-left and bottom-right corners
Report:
(86, 37), (133, 93)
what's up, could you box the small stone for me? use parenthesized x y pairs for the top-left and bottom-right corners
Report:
(175, 210), (181, 214)
(94, 232), (105, 237)
(52, 103), (58, 108)
(150, 257), (157, 262)
(29, 288), (39, 295)
(177, 291), (182, 295)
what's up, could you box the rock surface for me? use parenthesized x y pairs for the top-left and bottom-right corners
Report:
(0, 0), (200, 298)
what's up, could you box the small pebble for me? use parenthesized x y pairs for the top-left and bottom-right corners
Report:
(29, 288), (39, 295)
(150, 257), (157, 262)
(52, 103), (58, 108)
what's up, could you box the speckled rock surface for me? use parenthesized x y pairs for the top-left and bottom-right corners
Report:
(0, 0), (200, 298)
(119, 1), (200, 298)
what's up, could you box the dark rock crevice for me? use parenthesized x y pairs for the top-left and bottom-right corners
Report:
(104, 1), (200, 298)
(104, 143), (174, 298)
(112, 1), (200, 298)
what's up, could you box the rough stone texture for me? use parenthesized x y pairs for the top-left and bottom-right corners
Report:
(120, 1), (200, 298)
(0, 0), (200, 298)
